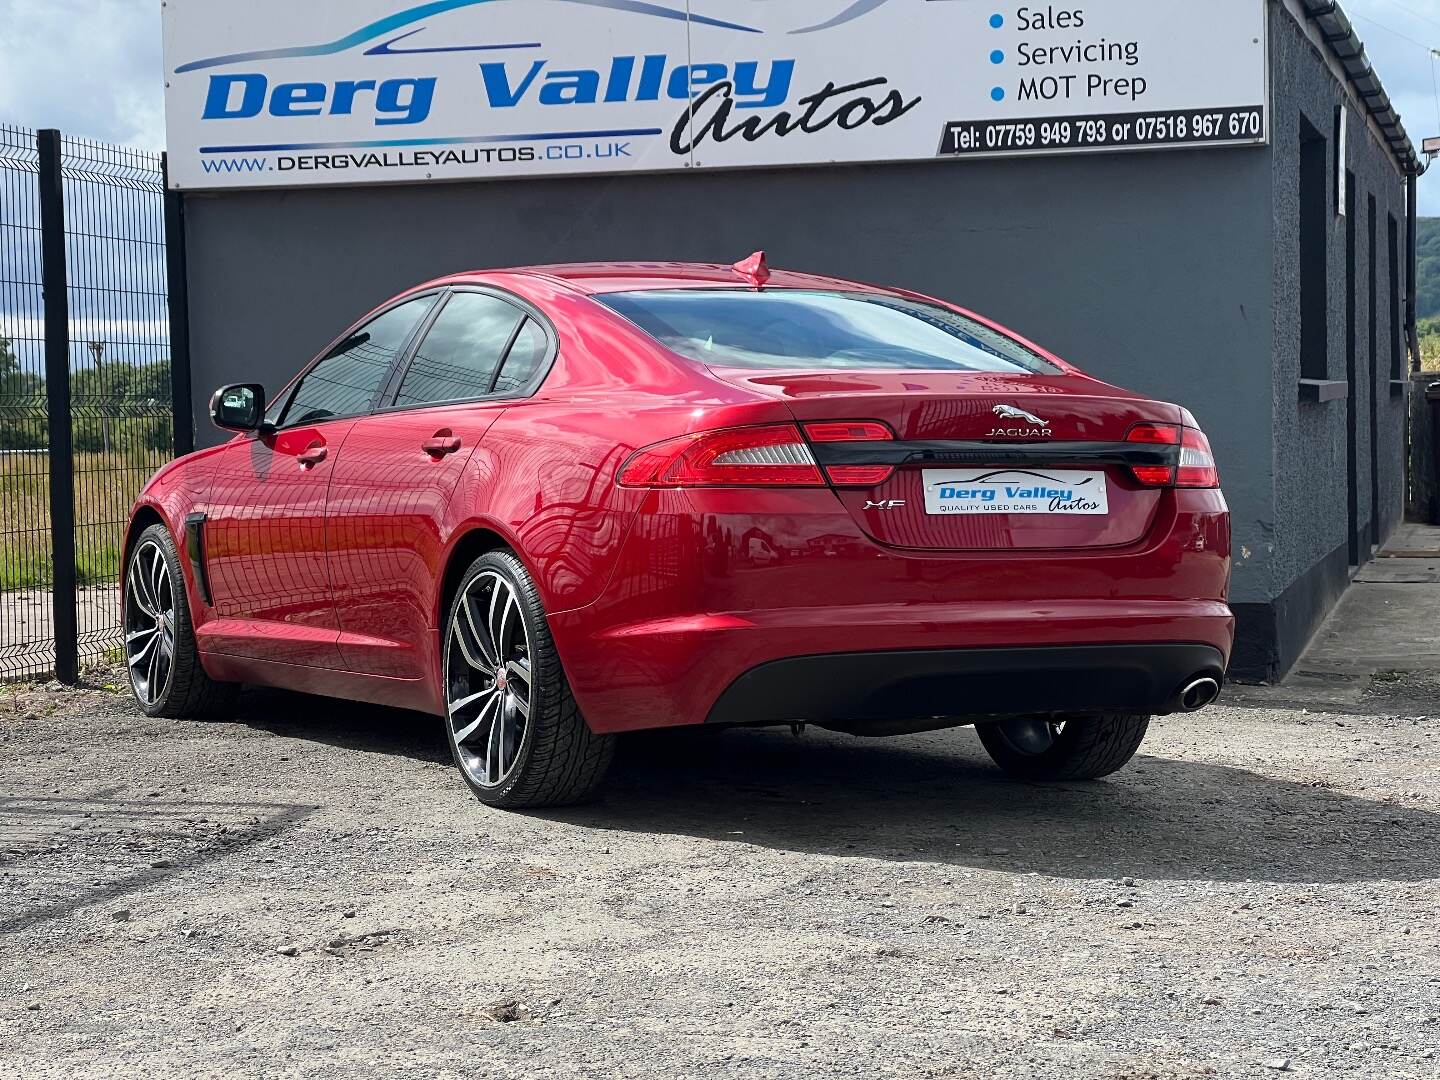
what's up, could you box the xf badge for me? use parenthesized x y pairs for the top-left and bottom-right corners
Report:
(863, 499), (907, 511)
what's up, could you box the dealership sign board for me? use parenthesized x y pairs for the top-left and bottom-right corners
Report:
(162, 0), (1269, 190)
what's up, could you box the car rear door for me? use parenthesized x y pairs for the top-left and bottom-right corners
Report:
(326, 289), (554, 679)
(201, 294), (438, 667)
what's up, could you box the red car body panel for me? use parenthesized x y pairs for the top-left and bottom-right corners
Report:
(552, 486), (1231, 734)
(325, 403), (501, 679)
(125, 262), (1234, 731)
(204, 419), (356, 668)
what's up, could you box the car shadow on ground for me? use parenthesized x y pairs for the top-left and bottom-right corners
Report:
(568, 726), (1440, 886)
(236, 688), (451, 765)
(234, 690), (1440, 886)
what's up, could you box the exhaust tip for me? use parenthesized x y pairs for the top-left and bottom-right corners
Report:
(1177, 676), (1221, 712)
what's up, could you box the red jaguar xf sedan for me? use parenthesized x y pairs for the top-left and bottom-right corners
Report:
(123, 255), (1232, 807)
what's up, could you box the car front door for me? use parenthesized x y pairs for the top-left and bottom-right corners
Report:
(326, 290), (554, 680)
(201, 294), (438, 667)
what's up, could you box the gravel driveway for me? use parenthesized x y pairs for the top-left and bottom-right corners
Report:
(2, 675), (1437, 1079)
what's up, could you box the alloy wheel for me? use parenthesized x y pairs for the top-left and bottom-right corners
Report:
(125, 540), (176, 707)
(446, 570), (533, 788)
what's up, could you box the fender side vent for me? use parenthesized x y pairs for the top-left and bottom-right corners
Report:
(183, 512), (212, 605)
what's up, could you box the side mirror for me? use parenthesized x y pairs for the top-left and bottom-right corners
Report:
(210, 383), (266, 432)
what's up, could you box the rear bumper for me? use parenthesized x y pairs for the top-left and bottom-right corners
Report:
(707, 643), (1227, 726)
(548, 486), (1233, 735)
(551, 596), (1234, 733)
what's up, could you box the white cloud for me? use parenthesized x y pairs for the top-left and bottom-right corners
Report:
(0, 0), (163, 150)
(1344, 0), (1440, 211)
(2, 315), (169, 343)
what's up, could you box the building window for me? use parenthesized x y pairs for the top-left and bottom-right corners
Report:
(1369, 196), (1378, 379)
(1299, 117), (1329, 381)
(1388, 214), (1402, 381)
(1345, 171), (1356, 392)
(1368, 194), (1380, 545)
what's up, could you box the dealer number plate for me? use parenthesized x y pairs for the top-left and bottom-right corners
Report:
(922, 469), (1109, 516)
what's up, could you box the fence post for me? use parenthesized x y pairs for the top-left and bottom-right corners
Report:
(161, 154), (194, 457)
(37, 129), (77, 684)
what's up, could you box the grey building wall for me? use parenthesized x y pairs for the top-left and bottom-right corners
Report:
(1244, 5), (1411, 679)
(183, 150), (1276, 575)
(177, 3), (1411, 682)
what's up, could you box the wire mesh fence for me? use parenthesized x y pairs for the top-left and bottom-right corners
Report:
(0, 125), (50, 678)
(0, 126), (175, 680)
(62, 136), (173, 673)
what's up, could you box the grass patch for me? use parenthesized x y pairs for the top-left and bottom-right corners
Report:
(1418, 317), (1440, 373)
(1, 451), (168, 591)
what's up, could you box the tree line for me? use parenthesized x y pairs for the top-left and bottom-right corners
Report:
(0, 334), (174, 454)
(1418, 218), (1440, 322)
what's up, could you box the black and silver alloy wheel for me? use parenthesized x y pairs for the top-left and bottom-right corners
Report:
(441, 550), (614, 808)
(125, 539), (176, 707)
(447, 570), (532, 789)
(976, 712), (1151, 781)
(122, 522), (238, 720)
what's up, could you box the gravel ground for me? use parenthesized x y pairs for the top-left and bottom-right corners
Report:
(1, 673), (1438, 1079)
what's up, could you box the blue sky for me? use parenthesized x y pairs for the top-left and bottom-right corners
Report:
(3, 0), (1440, 210)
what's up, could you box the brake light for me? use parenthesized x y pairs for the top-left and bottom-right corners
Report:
(1177, 427), (1219, 488)
(801, 420), (896, 487)
(823, 465), (896, 485)
(618, 424), (824, 487)
(1125, 422), (1218, 488)
(1130, 465), (1176, 487)
(802, 421), (894, 443)
(1125, 423), (1181, 446)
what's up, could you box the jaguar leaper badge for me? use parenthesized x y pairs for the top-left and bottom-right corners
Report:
(987, 404), (1053, 438)
(992, 404), (1049, 427)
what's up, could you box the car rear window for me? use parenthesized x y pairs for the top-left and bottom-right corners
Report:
(597, 289), (1061, 375)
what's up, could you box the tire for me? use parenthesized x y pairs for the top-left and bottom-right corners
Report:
(441, 550), (614, 808)
(123, 523), (239, 720)
(976, 713), (1150, 781)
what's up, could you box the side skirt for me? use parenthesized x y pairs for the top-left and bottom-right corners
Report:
(202, 652), (445, 716)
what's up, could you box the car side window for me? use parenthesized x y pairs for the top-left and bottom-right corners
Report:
(393, 292), (524, 408)
(278, 297), (434, 426)
(492, 318), (549, 395)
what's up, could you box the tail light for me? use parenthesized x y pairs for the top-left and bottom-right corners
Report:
(1177, 428), (1219, 487)
(618, 420), (899, 488)
(619, 424), (824, 487)
(1125, 423), (1219, 489)
(802, 420), (896, 486)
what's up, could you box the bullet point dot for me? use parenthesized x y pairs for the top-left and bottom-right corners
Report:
(990, 49), (1005, 65)
(990, 13), (1004, 29)
(991, 86), (1006, 102)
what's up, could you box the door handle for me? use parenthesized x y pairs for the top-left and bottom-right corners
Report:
(297, 443), (328, 467)
(422, 435), (463, 457)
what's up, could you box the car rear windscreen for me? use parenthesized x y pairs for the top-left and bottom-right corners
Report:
(597, 289), (1061, 375)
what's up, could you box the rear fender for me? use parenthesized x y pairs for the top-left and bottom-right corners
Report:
(442, 397), (795, 618)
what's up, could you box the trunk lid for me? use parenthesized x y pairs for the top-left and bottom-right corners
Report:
(711, 368), (1182, 552)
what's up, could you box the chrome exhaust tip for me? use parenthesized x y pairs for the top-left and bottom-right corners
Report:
(1175, 676), (1221, 713)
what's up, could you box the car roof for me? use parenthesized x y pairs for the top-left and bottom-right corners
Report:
(442, 261), (883, 296)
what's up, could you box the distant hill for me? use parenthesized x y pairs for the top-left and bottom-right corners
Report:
(1418, 217), (1440, 320)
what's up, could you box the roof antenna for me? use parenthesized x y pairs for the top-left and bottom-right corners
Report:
(731, 250), (770, 289)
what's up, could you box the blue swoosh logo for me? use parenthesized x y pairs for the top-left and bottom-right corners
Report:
(174, 0), (760, 74)
(786, 0), (893, 34)
(364, 27), (540, 55)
